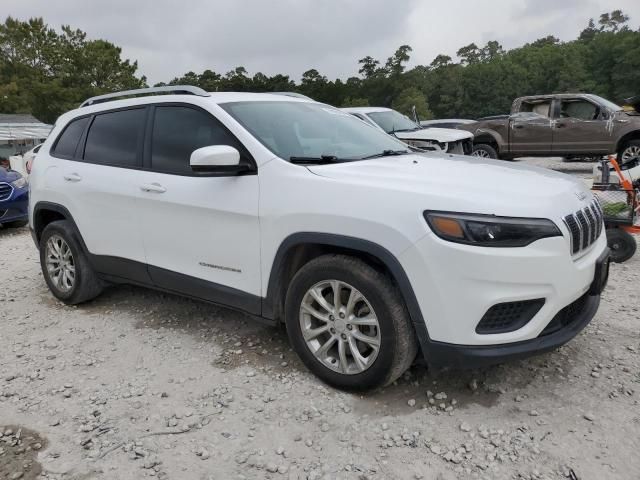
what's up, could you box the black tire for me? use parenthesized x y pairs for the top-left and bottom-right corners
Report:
(618, 139), (640, 166)
(284, 254), (418, 391)
(3, 219), (28, 228)
(472, 143), (499, 159)
(39, 220), (104, 304)
(606, 228), (637, 263)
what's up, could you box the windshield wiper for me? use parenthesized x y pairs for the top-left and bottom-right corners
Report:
(361, 149), (410, 160)
(289, 155), (342, 165)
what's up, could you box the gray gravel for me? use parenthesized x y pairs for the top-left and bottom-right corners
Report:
(1, 174), (639, 479)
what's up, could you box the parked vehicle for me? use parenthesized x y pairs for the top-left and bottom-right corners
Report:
(420, 119), (476, 129)
(459, 93), (640, 162)
(22, 143), (43, 175)
(0, 165), (29, 228)
(342, 107), (474, 155)
(30, 86), (609, 391)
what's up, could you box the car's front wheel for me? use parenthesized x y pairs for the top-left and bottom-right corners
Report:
(39, 220), (104, 304)
(285, 254), (417, 391)
(471, 143), (499, 159)
(619, 140), (640, 166)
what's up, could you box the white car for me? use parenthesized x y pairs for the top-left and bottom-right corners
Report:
(22, 143), (43, 176)
(29, 86), (609, 391)
(342, 107), (474, 155)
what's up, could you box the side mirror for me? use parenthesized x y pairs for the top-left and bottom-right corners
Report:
(190, 145), (245, 173)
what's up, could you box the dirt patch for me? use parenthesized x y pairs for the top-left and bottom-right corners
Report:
(0, 426), (47, 480)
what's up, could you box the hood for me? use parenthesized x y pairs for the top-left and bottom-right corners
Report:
(394, 127), (473, 143)
(307, 153), (589, 218)
(0, 167), (21, 183)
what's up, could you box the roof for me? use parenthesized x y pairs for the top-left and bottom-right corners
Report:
(0, 113), (45, 125)
(341, 107), (392, 114)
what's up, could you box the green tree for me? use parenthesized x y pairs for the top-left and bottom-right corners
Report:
(392, 87), (432, 119)
(385, 45), (412, 76)
(0, 16), (145, 123)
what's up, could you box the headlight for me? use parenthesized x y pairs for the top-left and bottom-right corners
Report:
(424, 211), (561, 247)
(11, 177), (27, 189)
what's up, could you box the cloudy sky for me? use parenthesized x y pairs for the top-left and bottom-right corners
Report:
(5, 0), (640, 84)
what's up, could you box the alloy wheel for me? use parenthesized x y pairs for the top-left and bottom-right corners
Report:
(621, 145), (640, 164)
(45, 234), (75, 292)
(472, 149), (491, 158)
(299, 280), (381, 374)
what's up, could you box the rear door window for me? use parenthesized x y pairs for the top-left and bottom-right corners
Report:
(84, 108), (145, 167)
(150, 106), (243, 175)
(52, 117), (90, 158)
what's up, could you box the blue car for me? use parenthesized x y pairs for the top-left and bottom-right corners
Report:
(0, 166), (29, 228)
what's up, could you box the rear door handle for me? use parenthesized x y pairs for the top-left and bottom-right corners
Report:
(555, 123), (566, 128)
(140, 183), (166, 194)
(514, 124), (524, 129)
(63, 173), (82, 182)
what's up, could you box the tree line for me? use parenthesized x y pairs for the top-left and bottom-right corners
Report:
(0, 10), (637, 125)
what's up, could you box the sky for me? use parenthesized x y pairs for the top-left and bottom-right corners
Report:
(4, 0), (640, 84)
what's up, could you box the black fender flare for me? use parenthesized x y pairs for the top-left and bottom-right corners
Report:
(263, 232), (432, 354)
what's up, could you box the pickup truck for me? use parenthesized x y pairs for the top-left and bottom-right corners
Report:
(460, 93), (640, 164)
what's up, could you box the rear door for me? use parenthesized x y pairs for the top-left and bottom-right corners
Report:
(552, 97), (612, 154)
(55, 107), (149, 280)
(508, 98), (554, 155)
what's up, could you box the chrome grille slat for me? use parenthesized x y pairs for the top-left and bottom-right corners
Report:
(584, 207), (596, 244)
(563, 199), (604, 256)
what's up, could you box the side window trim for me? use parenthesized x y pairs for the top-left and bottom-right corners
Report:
(145, 102), (257, 177)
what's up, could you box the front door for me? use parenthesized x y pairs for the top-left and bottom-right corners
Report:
(552, 98), (612, 154)
(136, 104), (261, 313)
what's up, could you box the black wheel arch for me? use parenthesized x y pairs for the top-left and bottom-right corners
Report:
(32, 202), (86, 252)
(617, 131), (640, 154)
(263, 233), (432, 355)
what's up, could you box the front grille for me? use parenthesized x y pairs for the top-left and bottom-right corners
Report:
(563, 200), (603, 255)
(539, 293), (589, 337)
(476, 299), (545, 334)
(0, 182), (13, 201)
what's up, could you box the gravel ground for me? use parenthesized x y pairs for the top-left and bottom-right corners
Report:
(1, 160), (639, 480)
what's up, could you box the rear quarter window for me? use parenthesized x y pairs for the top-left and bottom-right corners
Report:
(51, 117), (90, 158)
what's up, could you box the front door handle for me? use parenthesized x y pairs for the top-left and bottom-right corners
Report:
(555, 123), (566, 128)
(514, 124), (524, 129)
(63, 173), (82, 182)
(140, 183), (167, 194)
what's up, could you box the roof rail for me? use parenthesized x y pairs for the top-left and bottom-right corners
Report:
(79, 85), (210, 108)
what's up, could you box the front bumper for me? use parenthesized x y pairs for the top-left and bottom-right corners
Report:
(423, 291), (599, 368)
(399, 226), (608, 367)
(0, 186), (29, 224)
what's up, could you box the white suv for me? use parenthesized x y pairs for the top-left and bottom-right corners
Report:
(29, 86), (610, 391)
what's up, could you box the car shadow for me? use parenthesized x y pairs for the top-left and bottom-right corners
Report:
(47, 281), (585, 411)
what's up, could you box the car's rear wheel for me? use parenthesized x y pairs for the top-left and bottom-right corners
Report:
(471, 143), (498, 159)
(285, 254), (417, 391)
(39, 220), (104, 304)
(606, 228), (637, 263)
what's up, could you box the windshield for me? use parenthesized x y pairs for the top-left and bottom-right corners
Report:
(367, 110), (420, 133)
(587, 94), (622, 112)
(220, 101), (409, 161)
